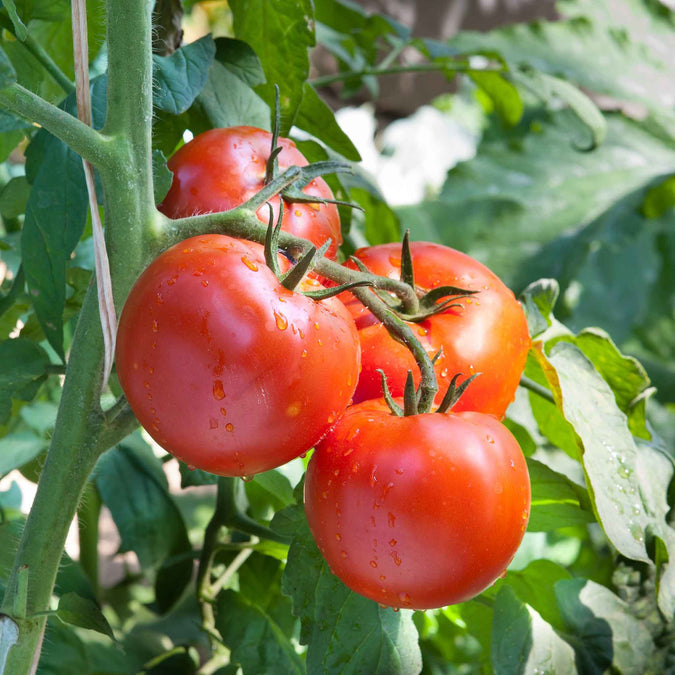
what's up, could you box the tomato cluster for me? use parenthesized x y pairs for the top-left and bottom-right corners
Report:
(116, 126), (531, 611)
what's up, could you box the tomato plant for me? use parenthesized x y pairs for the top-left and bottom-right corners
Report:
(304, 398), (531, 610)
(159, 126), (343, 259)
(341, 242), (531, 417)
(115, 234), (360, 476)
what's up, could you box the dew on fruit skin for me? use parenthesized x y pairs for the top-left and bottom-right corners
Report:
(298, 328), (305, 339)
(241, 475), (253, 482)
(335, 533), (342, 541)
(301, 349), (308, 358)
(155, 292), (164, 304)
(389, 538), (397, 547)
(392, 607), (400, 613)
(382, 482), (394, 498)
(274, 310), (288, 330)
(498, 569), (508, 579)
(144, 381), (150, 389)
(388, 255), (401, 267)
(388, 512), (396, 528)
(379, 575), (386, 581)
(147, 393), (153, 400)
(241, 255), (259, 271)
(418, 326), (428, 336)
(391, 551), (402, 566)
(370, 516), (376, 527)
(341, 550), (348, 558)
(370, 560), (378, 568)
(209, 418), (218, 430)
(220, 407), (227, 416)
(151, 319), (159, 333)
(213, 380), (226, 400)
(395, 468), (403, 475)
(509, 459), (516, 470)
(369, 466), (378, 487)
(486, 435), (495, 444)
(398, 592), (411, 606)
(201, 280), (209, 287)
(522, 509), (529, 520)
(286, 401), (302, 417)
(226, 423), (234, 432)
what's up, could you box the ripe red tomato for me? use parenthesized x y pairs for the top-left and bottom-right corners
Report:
(304, 399), (530, 610)
(115, 234), (360, 477)
(341, 242), (530, 418)
(158, 126), (342, 259)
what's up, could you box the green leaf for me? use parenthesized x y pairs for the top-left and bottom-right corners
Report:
(491, 586), (575, 675)
(195, 60), (269, 131)
(519, 278), (559, 338)
(56, 592), (115, 641)
(469, 71), (523, 127)
(230, 0), (315, 133)
(215, 589), (303, 675)
(2, 0), (27, 41)
(642, 173), (675, 218)
(450, 0), (675, 117)
(153, 34), (216, 115)
(555, 578), (654, 673)
(0, 430), (48, 476)
(95, 438), (193, 612)
(213, 37), (266, 87)
(295, 83), (361, 161)
(152, 149), (173, 205)
(274, 504), (422, 673)
(515, 69), (607, 150)
(0, 338), (50, 425)
(527, 458), (594, 532)
(0, 176), (30, 219)
(0, 43), (17, 89)
(179, 461), (217, 487)
(21, 77), (107, 358)
(537, 342), (657, 564)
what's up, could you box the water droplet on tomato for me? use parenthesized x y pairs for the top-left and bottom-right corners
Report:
(335, 533), (342, 541)
(146, 393), (153, 400)
(226, 423), (234, 432)
(201, 279), (209, 287)
(144, 381), (150, 389)
(341, 550), (348, 558)
(398, 592), (411, 606)
(187, 464), (196, 471)
(522, 509), (528, 520)
(155, 292), (164, 304)
(394, 468), (403, 475)
(209, 418), (218, 429)
(418, 326), (428, 336)
(388, 512), (396, 528)
(343, 447), (354, 457)
(167, 275), (177, 286)
(286, 402), (301, 417)
(369, 560), (378, 568)
(301, 349), (308, 358)
(151, 319), (159, 333)
(313, 322), (320, 330)
(274, 310), (288, 330)
(388, 255), (401, 267)
(294, 210), (302, 217)
(486, 435), (495, 444)
(241, 475), (253, 482)
(440, 368), (448, 378)
(392, 607), (400, 613)
(379, 575), (386, 581)
(220, 407), (227, 416)
(509, 459), (516, 470)
(370, 516), (376, 527)
(192, 269), (204, 277)
(391, 551), (402, 566)
(382, 482), (394, 498)
(213, 380), (225, 400)
(498, 569), (508, 579)
(389, 538), (397, 547)
(369, 466), (378, 487)
(241, 255), (259, 271)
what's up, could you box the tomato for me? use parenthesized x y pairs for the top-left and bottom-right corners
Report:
(115, 234), (360, 477)
(341, 242), (530, 418)
(159, 126), (342, 259)
(304, 399), (530, 609)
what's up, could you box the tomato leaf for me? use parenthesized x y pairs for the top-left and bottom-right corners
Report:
(215, 589), (303, 675)
(152, 149), (173, 205)
(295, 83), (361, 161)
(526, 458), (594, 532)
(213, 37), (266, 87)
(0, 431), (47, 477)
(491, 586), (575, 675)
(153, 34), (215, 115)
(95, 437), (193, 613)
(273, 504), (423, 674)
(468, 71), (523, 127)
(519, 278), (559, 338)
(56, 592), (115, 641)
(230, 0), (315, 134)
(0, 338), (50, 425)
(555, 578), (654, 673)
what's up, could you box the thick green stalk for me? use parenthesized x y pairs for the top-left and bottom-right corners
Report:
(0, 287), (106, 675)
(0, 83), (112, 166)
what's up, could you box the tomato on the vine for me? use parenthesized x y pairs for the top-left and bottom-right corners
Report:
(341, 242), (531, 418)
(304, 399), (530, 610)
(115, 234), (360, 477)
(159, 126), (343, 259)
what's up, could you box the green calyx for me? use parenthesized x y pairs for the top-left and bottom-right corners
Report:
(378, 367), (481, 417)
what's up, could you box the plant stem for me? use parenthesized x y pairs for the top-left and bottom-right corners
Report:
(519, 375), (555, 403)
(0, 84), (112, 166)
(77, 481), (102, 594)
(0, 287), (106, 675)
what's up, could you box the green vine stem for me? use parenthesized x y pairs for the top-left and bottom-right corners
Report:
(519, 375), (555, 403)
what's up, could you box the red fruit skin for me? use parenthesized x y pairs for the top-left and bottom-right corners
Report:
(115, 234), (360, 477)
(304, 399), (531, 610)
(341, 242), (531, 418)
(158, 126), (342, 259)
